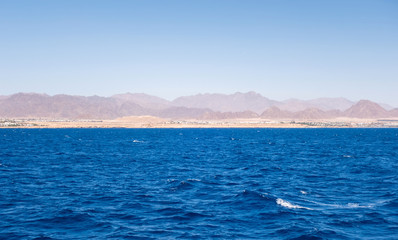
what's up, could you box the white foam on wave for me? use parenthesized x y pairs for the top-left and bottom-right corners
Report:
(132, 139), (143, 143)
(300, 190), (308, 195)
(346, 203), (374, 208)
(276, 198), (312, 210)
(307, 200), (374, 209)
(260, 193), (269, 198)
(187, 178), (201, 182)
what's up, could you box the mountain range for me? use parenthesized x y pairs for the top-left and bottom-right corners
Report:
(0, 92), (397, 120)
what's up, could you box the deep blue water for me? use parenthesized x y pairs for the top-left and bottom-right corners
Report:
(1, 128), (398, 240)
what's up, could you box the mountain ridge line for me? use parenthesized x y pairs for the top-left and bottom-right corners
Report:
(0, 92), (397, 120)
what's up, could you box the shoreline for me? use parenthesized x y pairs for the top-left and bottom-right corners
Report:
(1, 117), (398, 129)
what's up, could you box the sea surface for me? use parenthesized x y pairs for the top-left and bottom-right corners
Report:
(0, 128), (397, 239)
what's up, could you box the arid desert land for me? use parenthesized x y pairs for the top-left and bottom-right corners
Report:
(1, 116), (398, 128)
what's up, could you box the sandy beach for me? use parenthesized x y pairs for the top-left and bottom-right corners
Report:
(1, 116), (398, 128)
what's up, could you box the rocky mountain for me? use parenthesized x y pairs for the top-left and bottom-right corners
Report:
(293, 108), (333, 120)
(276, 98), (354, 112)
(260, 100), (396, 120)
(0, 92), (397, 120)
(0, 93), (146, 119)
(171, 92), (394, 114)
(389, 108), (398, 116)
(260, 107), (292, 119)
(111, 93), (171, 110)
(379, 103), (394, 111)
(343, 100), (389, 118)
(172, 91), (277, 114)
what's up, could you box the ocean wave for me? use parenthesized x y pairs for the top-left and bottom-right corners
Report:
(168, 180), (194, 191)
(276, 198), (313, 210)
(307, 200), (375, 209)
(237, 190), (273, 201)
(382, 198), (398, 208)
(2, 128), (397, 239)
(187, 178), (201, 182)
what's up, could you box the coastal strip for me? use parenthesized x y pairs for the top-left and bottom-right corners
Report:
(1, 117), (398, 128)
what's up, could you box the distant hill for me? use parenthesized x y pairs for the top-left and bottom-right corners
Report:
(343, 100), (389, 118)
(0, 93), (146, 119)
(172, 91), (277, 114)
(260, 101), (397, 120)
(276, 98), (354, 112)
(111, 93), (171, 110)
(389, 108), (398, 116)
(260, 107), (292, 119)
(0, 92), (397, 120)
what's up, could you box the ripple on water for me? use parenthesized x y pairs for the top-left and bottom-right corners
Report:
(0, 128), (397, 239)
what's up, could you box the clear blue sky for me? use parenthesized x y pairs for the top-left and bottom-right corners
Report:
(1, 0), (397, 105)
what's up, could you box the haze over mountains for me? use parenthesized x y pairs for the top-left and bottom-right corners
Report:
(0, 92), (397, 120)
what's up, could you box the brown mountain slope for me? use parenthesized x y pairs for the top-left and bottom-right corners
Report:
(388, 108), (398, 117)
(260, 107), (292, 119)
(112, 93), (171, 110)
(343, 100), (389, 118)
(172, 91), (277, 114)
(293, 108), (329, 119)
(173, 92), (388, 114)
(277, 98), (354, 112)
(0, 93), (396, 120)
(0, 93), (146, 119)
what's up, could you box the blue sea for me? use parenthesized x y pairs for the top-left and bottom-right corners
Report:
(1, 128), (397, 239)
